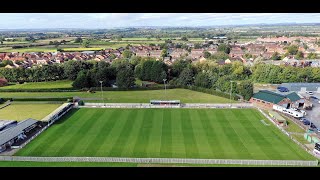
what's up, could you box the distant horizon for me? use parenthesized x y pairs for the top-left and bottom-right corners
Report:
(0, 22), (320, 31)
(1, 13), (320, 29)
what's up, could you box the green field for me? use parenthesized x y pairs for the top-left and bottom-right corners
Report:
(0, 103), (61, 121)
(61, 47), (104, 51)
(0, 47), (57, 53)
(0, 88), (234, 103)
(0, 80), (73, 90)
(16, 108), (314, 160)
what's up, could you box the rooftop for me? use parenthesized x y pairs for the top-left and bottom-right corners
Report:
(252, 90), (301, 104)
(0, 119), (38, 145)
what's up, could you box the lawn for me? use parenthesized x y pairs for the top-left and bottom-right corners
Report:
(0, 80), (73, 90)
(0, 47), (57, 53)
(0, 103), (62, 121)
(16, 108), (314, 160)
(0, 88), (235, 103)
(284, 117), (306, 133)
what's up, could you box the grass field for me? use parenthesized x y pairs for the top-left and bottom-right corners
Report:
(0, 88), (234, 103)
(16, 108), (314, 160)
(61, 47), (104, 51)
(0, 47), (57, 53)
(0, 80), (73, 90)
(0, 103), (61, 121)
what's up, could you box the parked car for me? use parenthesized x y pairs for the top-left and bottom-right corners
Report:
(290, 108), (298, 111)
(300, 117), (307, 122)
(310, 96), (318, 100)
(307, 91), (313, 95)
(303, 119), (311, 125)
(277, 87), (289, 92)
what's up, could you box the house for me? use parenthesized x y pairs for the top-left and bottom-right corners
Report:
(250, 90), (303, 109)
(169, 48), (189, 60)
(149, 50), (162, 58)
(190, 49), (204, 59)
(135, 50), (149, 57)
(207, 48), (217, 55)
(229, 49), (245, 58)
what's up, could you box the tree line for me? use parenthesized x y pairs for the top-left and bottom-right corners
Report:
(2, 56), (320, 100)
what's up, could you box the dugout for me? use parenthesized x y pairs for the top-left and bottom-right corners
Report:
(150, 100), (181, 106)
(268, 110), (287, 126)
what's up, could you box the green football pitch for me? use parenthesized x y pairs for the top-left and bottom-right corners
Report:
(16, 108), (314, 160)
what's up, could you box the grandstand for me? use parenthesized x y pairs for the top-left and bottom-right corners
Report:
(0, 120), (17, 132)
(42, 103), (73, 124)
(0, 119), (39, 152)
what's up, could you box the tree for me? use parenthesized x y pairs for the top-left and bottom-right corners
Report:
(178, 68), (194, 86)
(181, 36), (188, 41)
(122, 50), (133, 59)
(203, 51), (211, 58)
(287, 45), (298, 55)
(194, 43), (202, 49)
(116, 36), (122, 41)
(82, 40), (90, 48)
(116, 65), (135, 89)
(0, 78), (8, 87)
(211, 52), (229, 60)
(271, 52), (281, 60)
(74, 37), (83, 44)
(161, 49), (168, 58)
(171, 59), (192, 77)
(244, 53), (253, 59)
(307, 52), (317, 59)
(194, 72), (210, 88)
(295, 51), (304, 60)
(236, 80), (253, 101)
(150, 61), (167, 83)
(72, 71), (90, 89)
(217, 44), (231, 54)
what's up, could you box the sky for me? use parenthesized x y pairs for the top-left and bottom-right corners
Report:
(0, 13), (320, 29)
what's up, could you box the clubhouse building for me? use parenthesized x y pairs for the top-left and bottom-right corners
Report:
(250, 90), (304, 109)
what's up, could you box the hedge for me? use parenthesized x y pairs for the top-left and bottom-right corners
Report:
(0, 88), (78, 92)
(2, 97), (72, 102)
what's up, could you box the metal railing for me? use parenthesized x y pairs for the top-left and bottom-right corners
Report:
(0, 156), (317, 166)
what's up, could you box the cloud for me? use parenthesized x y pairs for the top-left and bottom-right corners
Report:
(0, 13), (319, 29)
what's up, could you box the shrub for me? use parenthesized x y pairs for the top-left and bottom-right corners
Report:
(0, 78), (8, 87)
(78, 100), (84, 106)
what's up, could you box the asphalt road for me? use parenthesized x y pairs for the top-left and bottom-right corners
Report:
(302, 92), (320, 132)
